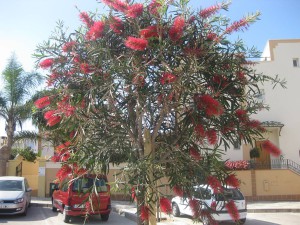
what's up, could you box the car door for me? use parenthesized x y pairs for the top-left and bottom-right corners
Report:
(24, 178), (32, 206)
(53, 179), (70, 211)
(177, 196), (193, 216)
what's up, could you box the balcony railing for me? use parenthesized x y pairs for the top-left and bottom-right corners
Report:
(249, 159), (300, 175)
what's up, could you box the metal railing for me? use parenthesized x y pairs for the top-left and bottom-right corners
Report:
(249, 159), (300, 175)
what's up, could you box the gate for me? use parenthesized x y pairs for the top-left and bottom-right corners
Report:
(16, 162), (22, 176)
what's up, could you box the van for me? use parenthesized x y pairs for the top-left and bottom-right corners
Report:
(52, 174), (111, 223)
(171, 185), (247, 225)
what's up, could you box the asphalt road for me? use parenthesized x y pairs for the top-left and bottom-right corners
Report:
(1, 207), (300, 225)
(0, 206), (136, 225)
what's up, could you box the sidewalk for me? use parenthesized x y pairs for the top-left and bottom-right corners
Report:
(31, 197), (300, 223)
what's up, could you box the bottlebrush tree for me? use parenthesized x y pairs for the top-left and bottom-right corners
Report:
(34, 0), (284, 224)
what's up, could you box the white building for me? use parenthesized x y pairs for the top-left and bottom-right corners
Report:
(225, 39), (300, 166)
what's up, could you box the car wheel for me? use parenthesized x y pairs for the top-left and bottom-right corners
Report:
(63, 207), (71, 223)
(101, 214), (109, 221)
(172, 203), (180, 217)
(52, 200), (58, 212)
(21, 204), (28, 216)
(238, 218), (246, 224)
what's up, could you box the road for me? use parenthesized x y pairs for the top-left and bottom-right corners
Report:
(0, 206), (136, 225)
(1, 207), (300, 225)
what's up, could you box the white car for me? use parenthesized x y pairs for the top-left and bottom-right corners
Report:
(0, 176), (32, 216)
(171, 185), (247, 225)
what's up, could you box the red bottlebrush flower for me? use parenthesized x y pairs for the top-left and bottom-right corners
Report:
(206, 129), (218, 145)
(226, 18), (249, 34)
(262, 140), (281, 157)
(183, 47), (202, 56)
(62, 41), (77, 52)
(210, 201), (217, 211)
(56, 165), (72, 181)
(194, 124), (206, 139)
(51, 154), (60, 162)
(173, 185), (184, 197)
(56, 141), (71, 153)
(124, 37), (148, 51)
(44, 110), (56, 120)
(212, 75), (228, 88)
(225, 174), (240, 188)
(132, 75), (145, 86)
(206, 32), (218, 41)
(173, 15), (185, 28)
(131, 187), (136, 201)
(189, 198), (201, 218)
(126, 3), (143, 18)
(73, 55), (81, 64)
(140, 205), (149, 221)
(86, 21), (105, 40)
(103, 0), (128, 13)
(34, 96), (50, 109)
(140, 25), (159, 39)
(236, 71), (247, 83)
(70, 130), (76, 139)
(79, 12), (94, 28)
(110, 16), (124, 34)
(47, 115), (61, 126)
(39, 58), (54, 69)
(199, 4), (221, 18)
(189, 147), (202, 161)
(44, 110), (61, 126)
(197, 95), (224, 117)
(207, 176), (223, 194)
(188, 15), (196, 24)
(160, 72), (176, 85)
(80, 63), (93, 74)
(246, 119), (261, 129)
(160, 197), (172, 214)
(148, 0), (161, 17)
(235, 109), (248, 122)
(61, 152), (71, 162)
(225, 200), (240, 221)
(169, 16), (185, 42)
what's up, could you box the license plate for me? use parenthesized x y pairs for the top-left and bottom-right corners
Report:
(74, 204), (85, 209)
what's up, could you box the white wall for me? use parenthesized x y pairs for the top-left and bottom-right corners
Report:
(252, 40), (300, 164)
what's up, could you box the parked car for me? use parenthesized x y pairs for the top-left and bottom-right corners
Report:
(52, 174), (111, 223)
(171, 185), (247, 225)
(0, 176), (32, 216)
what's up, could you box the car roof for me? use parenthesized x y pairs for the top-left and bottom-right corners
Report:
(194, 184), (236, 189)
(0, 176), (25, 181)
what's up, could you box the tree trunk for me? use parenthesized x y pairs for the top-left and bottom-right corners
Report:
(1, 118), (15, 176)
(0, 146), (9, 176)
(144, 129), (157, 225)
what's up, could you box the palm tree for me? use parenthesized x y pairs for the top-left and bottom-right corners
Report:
(0, 54), (43, 175)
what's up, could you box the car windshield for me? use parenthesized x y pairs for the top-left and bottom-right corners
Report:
(72, 177), (107, 192)
(0, 180), (23, 191)
(215, 188), (244, 201)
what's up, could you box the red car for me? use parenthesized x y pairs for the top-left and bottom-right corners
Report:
(52, 174), (111, 223)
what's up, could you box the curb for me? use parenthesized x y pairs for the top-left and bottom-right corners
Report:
(248, 208), (300, 213)
(31, 202), (52, 208)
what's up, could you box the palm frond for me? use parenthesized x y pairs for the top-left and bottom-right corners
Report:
(13, 130), (40, 143)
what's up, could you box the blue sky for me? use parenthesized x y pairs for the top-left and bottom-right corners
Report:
(0, 0), (299, 136)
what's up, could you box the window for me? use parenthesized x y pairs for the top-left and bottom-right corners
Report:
(293, 58), (299, 67)
(72, 177), (107, 192)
